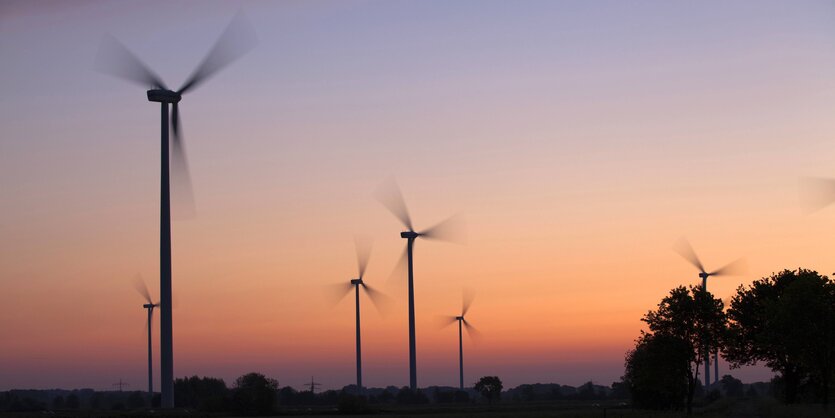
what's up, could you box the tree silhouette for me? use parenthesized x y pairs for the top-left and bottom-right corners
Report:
(719, 375), (743, 397)
(638, 285), (725, 414)
(623, 332), (689, 410)
(174, 375), (229, 411)
(337, 393), (370, 414)
(127, 391), (145, 409)
(65, 394), (79, 409)
(577, 381), (598, 400)
(89, 392), (102, 410)
(610, 381), (630, 399)
(474, 376), (502, 404)
(395, 387), (428, 405)
(724, 269), (835, 405)
(233, 372), (278, 415)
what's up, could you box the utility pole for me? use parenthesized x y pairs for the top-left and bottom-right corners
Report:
(304, 376), (321, 394)
(113, 379), (129, 392)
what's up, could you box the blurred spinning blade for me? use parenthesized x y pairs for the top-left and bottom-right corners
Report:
(673, 237), (705, 274)
(375, 178), (414, 231)
(709, 258), (747, 277)
(421, 214), (467, 244)
(361, 283), (393, 315)
(95, 35), (167, 89)
(800, 177), (835, 214)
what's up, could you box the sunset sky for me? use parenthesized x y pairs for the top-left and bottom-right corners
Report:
(3, 0), (835, 392)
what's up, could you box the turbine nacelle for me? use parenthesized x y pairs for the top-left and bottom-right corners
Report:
(455, 315), (464, 321)
(400, 231), (419, 239)
(143, 303), (157, 309)
(350, 278), (363, 285)
(146, 89), (182, 103)
(674, 237), (747, 283)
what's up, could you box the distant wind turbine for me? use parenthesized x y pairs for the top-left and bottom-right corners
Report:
(96, 12), (256, 408)
(673, 238), (746, 386)
(376, 179), (465, 390)
(134, 275), (159, 401)
(440, 289), (481, 390)
(332, 238), (391, 393)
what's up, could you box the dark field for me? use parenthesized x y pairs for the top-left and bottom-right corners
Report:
(304, 399), (829, 418)
(2, 398), (832, 418)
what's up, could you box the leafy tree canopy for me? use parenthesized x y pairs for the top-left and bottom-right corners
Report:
(636, 285), (725, 414)
(474, 376), (503, 404)
(724, 268), (835, 405)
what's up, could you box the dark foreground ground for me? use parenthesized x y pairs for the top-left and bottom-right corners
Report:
(3, 398), (831, 418)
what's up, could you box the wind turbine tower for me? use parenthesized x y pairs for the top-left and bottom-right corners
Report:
(97, 14), (256, 407)
(442, 290), (480, 390)
(376, 179), (464, 390)
(674, 238), (745, 386)
(135, 276), (159, 400)
(332, 239), (389, 392)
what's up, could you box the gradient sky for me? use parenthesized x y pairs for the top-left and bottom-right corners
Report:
(3, 0), (835, 392)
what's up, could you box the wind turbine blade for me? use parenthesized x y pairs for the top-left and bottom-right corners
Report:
(328, 282), (355, 306)
(721, 294), (735, 312)
(374, 178), (414, 231)
(420, 214), (466, 244)
(709, 258), (747, 277)
(132, 274), (153, 304)
(463, 319), (483, 342)
(177, 11), (257, 94)
(170, 104), (196, 219)
(800, 177), (835, 214)
(355, 236), (372, 279)
(673, 237), (705, 273)
(386, 245), (409, 288)
(435, 315), (459, 329)
(171, 101), (181, 139)
(361, 283), (393, 315)
(462, 288), (475, 316)
(95, 34), (167, 89)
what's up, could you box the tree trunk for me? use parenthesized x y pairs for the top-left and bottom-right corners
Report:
(784, 367), (799, 404)
(686, 375), (695, 415)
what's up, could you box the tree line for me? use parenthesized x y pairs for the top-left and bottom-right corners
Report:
(623, 268), (835, 413)
(1, 374), (511, 414)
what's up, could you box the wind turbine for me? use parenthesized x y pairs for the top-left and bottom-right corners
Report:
(440, 290), (481, 390)
(375, 179), (465, 391)
(673, 238), (746, 386)
(332, 238), (390, 393)
(96, 13), (256, 408)
(134, 276), (159, 402)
